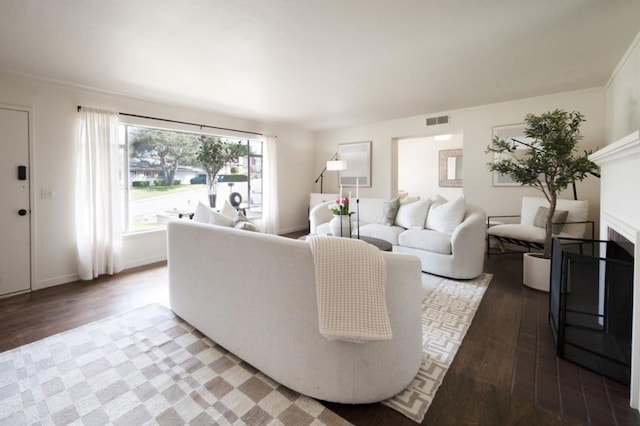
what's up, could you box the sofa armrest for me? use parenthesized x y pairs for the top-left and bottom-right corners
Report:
(453, 205), (487, 244)
(309, 200), (334, 234)
(451, 205), (487, 254)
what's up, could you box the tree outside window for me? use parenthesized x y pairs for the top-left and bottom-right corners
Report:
(120, 124), (262, 232)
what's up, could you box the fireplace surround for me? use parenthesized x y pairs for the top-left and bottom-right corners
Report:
(590, 129), (640, 409)
(550, 237), (634, 384)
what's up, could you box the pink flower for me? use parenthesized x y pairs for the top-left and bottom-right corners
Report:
(328, 197), (350, 215)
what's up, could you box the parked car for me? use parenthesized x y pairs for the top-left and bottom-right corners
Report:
(190, 174), (207, 184)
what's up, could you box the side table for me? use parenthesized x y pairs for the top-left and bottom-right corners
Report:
(299, 235), (392, 252)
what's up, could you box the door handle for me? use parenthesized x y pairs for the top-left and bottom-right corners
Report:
(18, 209), (27, 216)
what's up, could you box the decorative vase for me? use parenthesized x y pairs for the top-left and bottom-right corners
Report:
(329, 214), (352, 238)
(208, 193), (217, 208)
(208, 181), (218, 208)
(522, 252), (551, 292)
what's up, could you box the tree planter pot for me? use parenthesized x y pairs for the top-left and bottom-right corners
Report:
(523, 252), (550, 292)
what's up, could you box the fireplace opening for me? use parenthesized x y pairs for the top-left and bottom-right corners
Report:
(549, 236), (634, 384)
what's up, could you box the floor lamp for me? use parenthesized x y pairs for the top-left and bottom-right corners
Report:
(315, 153), (341, 193)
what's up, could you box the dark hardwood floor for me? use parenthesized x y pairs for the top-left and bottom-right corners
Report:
(1, 238), (637, 425)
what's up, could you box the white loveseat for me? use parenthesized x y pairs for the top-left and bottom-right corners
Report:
(167, 220), (424, 403)
(310, 195), (487, 279)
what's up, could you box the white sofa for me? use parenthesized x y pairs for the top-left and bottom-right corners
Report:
(310, 196), (487, 279)
(167, 220), (424, 403)
(487, 196), (592, 253)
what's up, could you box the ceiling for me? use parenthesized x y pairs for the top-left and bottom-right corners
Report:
(1, 1), (639, 131)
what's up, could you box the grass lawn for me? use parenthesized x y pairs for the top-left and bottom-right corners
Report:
(130, 184), (206, 201)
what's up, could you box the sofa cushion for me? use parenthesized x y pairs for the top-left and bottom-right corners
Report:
(487, 224), (546, 244)
(425, 196), (465, 233)
(193, 201), (213, 223)
(398, 229), (452, 254)
(380, 198), (400, 225)
(355, 198), (389, 225)
(316, 222), (331, 235)
(395, 199), (430, 229)
(533, 207), (568, 234)
(222, 199), (238, 218)
(520, 196), (589, 238)
(357, 223), (405, 245)
(210, 210), (234, 227)
(429, 194), (447, 207)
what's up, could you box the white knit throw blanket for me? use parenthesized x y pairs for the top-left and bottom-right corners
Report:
(309, 235), (392, 343)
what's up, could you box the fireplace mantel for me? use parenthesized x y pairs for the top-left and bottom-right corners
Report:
(590, 129), (640, 410)
(590, 130), (640, 166)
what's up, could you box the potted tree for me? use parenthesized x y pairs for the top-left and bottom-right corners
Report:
(487, 109), (599, 288)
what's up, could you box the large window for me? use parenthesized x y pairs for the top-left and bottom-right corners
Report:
(119, 124), (262, 232)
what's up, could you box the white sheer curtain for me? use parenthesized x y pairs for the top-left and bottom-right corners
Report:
(75, 107), (123, 280)
(262, 135), (279, 234)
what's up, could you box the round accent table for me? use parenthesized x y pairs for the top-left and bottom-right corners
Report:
(299, 235), (392, 252)
(357, 236), (393, 251)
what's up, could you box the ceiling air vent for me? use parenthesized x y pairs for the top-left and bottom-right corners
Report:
(426, 115), (449, 126)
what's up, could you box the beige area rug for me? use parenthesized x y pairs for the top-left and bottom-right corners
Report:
(383, 272), (492, 423)
(0, 304), (350, 426)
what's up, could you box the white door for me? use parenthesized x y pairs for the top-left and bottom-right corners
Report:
(0, 107), (31, 296)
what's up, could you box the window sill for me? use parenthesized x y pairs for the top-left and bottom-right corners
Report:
(123, 228), (166, 240)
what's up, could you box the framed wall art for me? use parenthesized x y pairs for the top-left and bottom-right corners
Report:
(338, 141), (371, 187)
(491, 123), (538, 186)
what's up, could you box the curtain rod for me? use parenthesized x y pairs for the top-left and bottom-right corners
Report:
(77, 105), (264, 137)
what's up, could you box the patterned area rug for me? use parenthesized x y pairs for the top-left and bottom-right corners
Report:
(0, 273), (491, 425)
(383, 272), (492, 422)
(0, 304), (350, 426)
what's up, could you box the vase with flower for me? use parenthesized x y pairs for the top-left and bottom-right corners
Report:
(328, 197), (352, 237)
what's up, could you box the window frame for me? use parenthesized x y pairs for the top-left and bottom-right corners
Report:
(119, 121), (263, 234)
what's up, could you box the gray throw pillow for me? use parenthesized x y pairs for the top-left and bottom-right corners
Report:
(533, 207), (568, 234)
(380, 198), (400, 225)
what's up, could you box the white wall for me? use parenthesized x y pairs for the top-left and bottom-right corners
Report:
(273, 126), (316, 234)
(397, 134), (463, 201)
(603, 29), (640, 410)
(606, 31), (640, 143)
(314, 88), (604, 227)
(0, 71), (313, 290)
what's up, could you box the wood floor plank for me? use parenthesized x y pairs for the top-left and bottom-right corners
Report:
(0, 246), (635, 425)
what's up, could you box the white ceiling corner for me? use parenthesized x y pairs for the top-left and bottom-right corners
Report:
(0, 0), (639, 131)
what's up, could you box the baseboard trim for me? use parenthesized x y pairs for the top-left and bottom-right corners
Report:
(35, 273), (80, 290)
(123, 255), (167, 271)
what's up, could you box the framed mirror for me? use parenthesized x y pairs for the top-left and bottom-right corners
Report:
(439, 149), (463, 187)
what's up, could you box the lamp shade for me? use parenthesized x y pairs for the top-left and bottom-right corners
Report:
(326, 160), (347, 171)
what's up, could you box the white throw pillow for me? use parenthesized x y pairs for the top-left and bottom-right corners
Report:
(393, 197), (421, 228)
(193, 201), (213, 223)
(429, 194), (447, 208)
(426, 196), (466, 233)
(221, 200), (238, 218)
(210, 210), (234, 227)
(395, 199), (430, 229)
